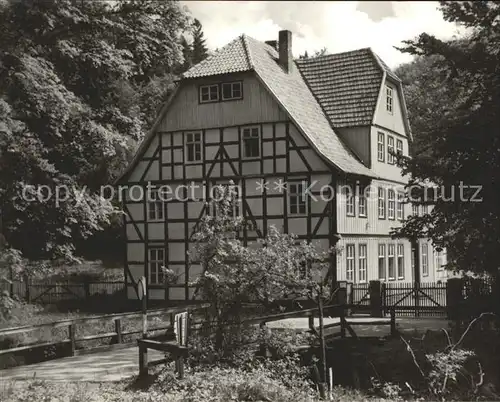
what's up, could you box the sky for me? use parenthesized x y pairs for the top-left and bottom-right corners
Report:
(181, 1), (465, 69)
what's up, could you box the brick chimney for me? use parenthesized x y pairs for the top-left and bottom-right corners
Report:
(278, 30), (293, 73)
(265, 40), (278, 50)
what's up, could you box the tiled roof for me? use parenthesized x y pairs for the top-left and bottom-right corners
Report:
(296, 49), (385, 127)
(183, 36), (252, 78)
(119, 35), (379, 182)
(243, 36), (374, 177)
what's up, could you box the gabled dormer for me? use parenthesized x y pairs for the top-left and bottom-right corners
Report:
(296, 49), (412, 183)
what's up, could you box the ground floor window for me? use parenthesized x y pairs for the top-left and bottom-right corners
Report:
(346, 244), (355, 282)
(421, 243), (429, 276)
(378, 244), (386, 280)
(388, 244), (396, 279)
(149, 248), (165, 285)
(397, 244), (405, 279)
(358, 244), (367, 283)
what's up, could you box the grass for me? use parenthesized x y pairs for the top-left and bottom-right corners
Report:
(0, 367), (378, 402)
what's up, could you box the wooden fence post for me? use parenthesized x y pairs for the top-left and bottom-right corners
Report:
(68, 324), (76, 356)
(115, 318), (122, 344)
(138, 343), (148, 378)
(142, 293), (147, 339)
(340, 307), (346, 339)
(308, 312), (314, 332)
(369, 280), (383, 318)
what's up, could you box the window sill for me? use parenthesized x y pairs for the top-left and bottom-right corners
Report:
(147, 219), (164, 223)
(199, 99), (219, 104)
(242, 156), (261, 161)
(185, 160), (203, 165)
(221, 96), (243, 102)
(289, 213), (307, 218)
(346, 213), (356, 217)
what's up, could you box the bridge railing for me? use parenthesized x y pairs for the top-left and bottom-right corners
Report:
(0, 303), (210, 359)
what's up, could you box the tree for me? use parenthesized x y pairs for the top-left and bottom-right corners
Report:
(191, 18), (208, 64)
(298, 48), (328, 60)
(180, 36), (193, 71)
(190, 183), (337, 394)
(393, 1), (500, 277)
(0, 0), (190, 263)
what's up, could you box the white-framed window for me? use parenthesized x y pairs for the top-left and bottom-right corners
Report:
(386, 85), (393, 114)
(147, 190), (164, 221)
(388, 244), (396, 280)
(346, 244), (355, 282)
(435, 249), (444, 271)
(199, 84), (219, 103)
(377, 132), (385, 162)
(378, 244), (386, 280)
(397, 192), (404, 220)
(358, 185), (367, 217)
(288, 181), (307, 216)
(148, 248), (165, 285)
(358, 244), (367, 283)
(421, 243), (429, 276)
(222, 81), (243, 100)
(396, 139), (403, 156)
(378, 187), (385, 219)
(388, 189), (395, 220)
(387, 136), (395, 164)
(346, 185), (355, 217)
(185, 131), (202, 163)
(242, 126), (260, 158)
(397, 244), (404, 279)
(412, 204), (419, 216)
(422, 204), (429, 215)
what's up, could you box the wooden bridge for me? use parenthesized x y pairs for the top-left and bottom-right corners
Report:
(0, 302), (443, 383)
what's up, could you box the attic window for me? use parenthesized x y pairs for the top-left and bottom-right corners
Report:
(200, 84), (219, 103)
(386, 85), (393, 114)
(222, 82), (243, 100)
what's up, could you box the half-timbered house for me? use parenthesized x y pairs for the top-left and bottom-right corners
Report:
(117, 30), (448, 301)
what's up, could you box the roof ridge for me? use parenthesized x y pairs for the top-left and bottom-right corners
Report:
(240, 34), (254, 70)
(296, 47), (372, 63)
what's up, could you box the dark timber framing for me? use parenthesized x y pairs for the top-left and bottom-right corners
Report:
(123, 120), (341, 300)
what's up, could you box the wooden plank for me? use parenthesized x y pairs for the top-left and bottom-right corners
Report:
(347, 320), (391, 326)
(0, 340), (70, 355)
(0, 303), (210, 337)
(76, 332), (118, 342)
(137, 339), (188, 356)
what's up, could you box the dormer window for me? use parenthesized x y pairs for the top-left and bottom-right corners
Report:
(396, 139), (403, 156)
(386, 85), (393, 114)
(387, 135), (395, 165)
(222, 82), (243, 100)
(200, 84), (219, 103)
